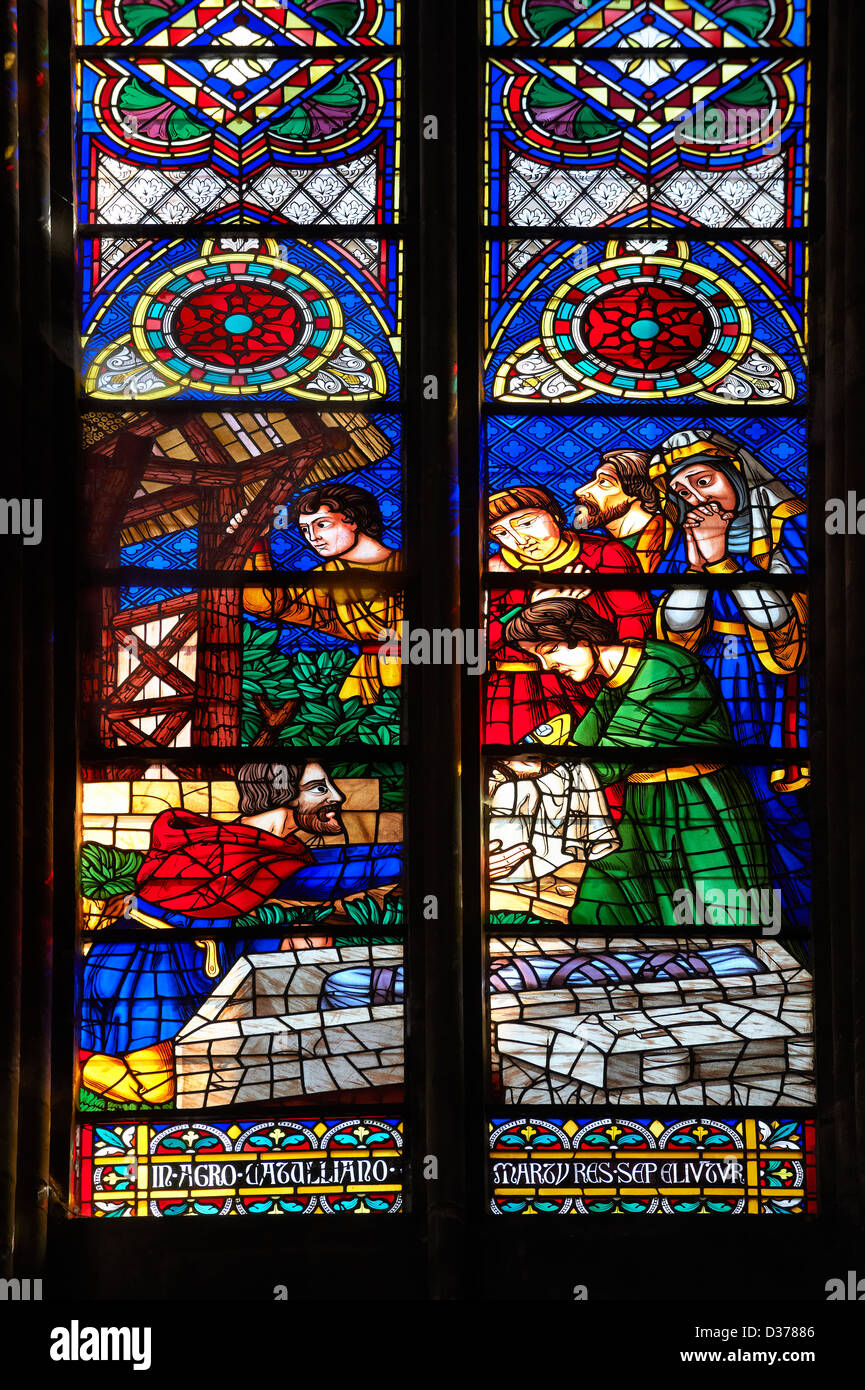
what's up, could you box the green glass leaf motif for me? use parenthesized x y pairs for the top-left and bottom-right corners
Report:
(314, 3), (363, 37)
(79, 842), (143, 900)
(722, 75), (773, 109)
(118, 78), (208, 141)
(272, 75), (361, 140)
(708, 2), (772, 39)
(167, 109), (211, 141)
(768, 1121), (801, 1143)
(526, 3), (580, 40)
(529, 76), (619, 140)
(120, 3), (174, 39)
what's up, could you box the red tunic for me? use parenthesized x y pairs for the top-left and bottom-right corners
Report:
(135, 808), (313, 919)
(485, 531), (653, 756)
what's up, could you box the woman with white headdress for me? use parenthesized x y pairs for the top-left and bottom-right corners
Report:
(649, 428), (808, 930)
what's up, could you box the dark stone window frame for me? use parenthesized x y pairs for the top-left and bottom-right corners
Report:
(0, 0), (862, 1300)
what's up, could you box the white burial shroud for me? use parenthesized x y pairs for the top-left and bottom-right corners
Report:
(488, 762), (620, 884)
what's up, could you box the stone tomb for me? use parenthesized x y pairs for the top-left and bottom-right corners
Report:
(174, 944), (403, 1107)
(489, 937), (814, 1107)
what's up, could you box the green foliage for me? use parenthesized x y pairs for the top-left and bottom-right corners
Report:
(342, 892), (403, 930)
(332, 936), (401, 947)
(526, 3), (580, 40)
(273, 75), (360, 139)
(233, 893), (403, 932)
(241, 624), (401, 747)
(79, 1086), (172, 1113)
(120, 4), (173, 39)
(79, 843), (143, 901)
(709, 2), (771, 40)
(311, 1), (361, 37)
(232, 902), (335, 931)
(489, 910), (550, 929)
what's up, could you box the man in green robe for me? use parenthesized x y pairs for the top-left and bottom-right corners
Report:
(502, 597), (775, 929)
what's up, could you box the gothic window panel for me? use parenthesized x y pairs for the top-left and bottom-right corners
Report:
(76, 0), (401, 49)
(78, 763), (405, 926)
(488, 1116), (817, 1216)
(484, 756), (809, 932)
(484, 413), (807, 570)
(81, 410), (404, 573)
(75, 1117), (405, 1216)
(483, 583), (808, 749)
(71, 758), (406, 1218)
(485, 236), (806, 407)
(81, 236), (403, 404)
(478, 0), (814, 1223)
(486, 54), (808, 230)
(68, 0), (411, 1231)
(485, 1), (808, 50)
(76, 53), (401, 227)
(488, 936), (814, 1106)
(77, 937), (404, 1110)
(81, 581), (405, 749)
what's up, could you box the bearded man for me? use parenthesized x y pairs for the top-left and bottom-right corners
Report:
(573, 449), (676, 573)
(80, 762), (402, 1104)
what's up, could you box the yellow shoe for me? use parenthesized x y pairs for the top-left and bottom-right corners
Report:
(82, 1039), (175, 1105)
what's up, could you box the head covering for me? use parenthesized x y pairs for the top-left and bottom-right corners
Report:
(648, 429), (803, 556)
(488, 484), (565, 528)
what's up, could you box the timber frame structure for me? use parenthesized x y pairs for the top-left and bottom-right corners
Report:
(81, 409), (391, 748)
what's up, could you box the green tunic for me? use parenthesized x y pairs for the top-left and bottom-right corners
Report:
(567, 640), (773, 928)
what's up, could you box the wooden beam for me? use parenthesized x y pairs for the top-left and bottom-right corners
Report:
(112, 630), (198, 702)
(113, 593), (197, 628)
(84, 432), (154, 566)
(122, 485), (201, 524)
(212, 429), (349, 567)
(105, 694), (192, 720)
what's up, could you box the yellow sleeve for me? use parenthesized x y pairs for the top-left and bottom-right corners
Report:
(241, 550), (327, 625)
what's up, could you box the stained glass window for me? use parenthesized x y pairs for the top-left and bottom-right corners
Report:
(480, 0), (814, 1213)
(71, 0), (407, 1218)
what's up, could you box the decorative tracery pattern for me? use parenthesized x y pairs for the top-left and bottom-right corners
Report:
(486, 0), (807, 49)
(481, 0), (814, 1212)
(77, 0), (400, 48)
(78, 53), (400, 224)
(486, 236), (805, 404)
(487, 53), (808, 229)
(72, 0), (407, 1219)
(82, 236), (401, 400)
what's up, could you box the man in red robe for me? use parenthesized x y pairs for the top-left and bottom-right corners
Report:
(80, 762), (400, 1104)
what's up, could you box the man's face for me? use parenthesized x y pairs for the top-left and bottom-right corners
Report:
(293, 763), (345, 835)
(574, 465), (632, 528)
(518, 640), (597, 684)
(298, 505), (357, 558)
(489, 507), (561, 561)
(669, 464), (738, 514)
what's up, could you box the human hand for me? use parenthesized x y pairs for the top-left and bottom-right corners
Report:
(488, 839), (533, 881)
